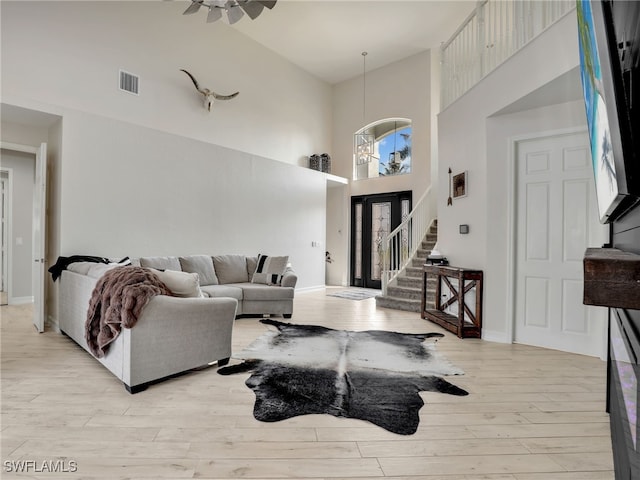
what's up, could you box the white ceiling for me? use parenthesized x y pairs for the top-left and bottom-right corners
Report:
(217, 0), (477, 84)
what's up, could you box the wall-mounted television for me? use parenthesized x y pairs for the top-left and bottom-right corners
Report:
(577, 0), (639, 223)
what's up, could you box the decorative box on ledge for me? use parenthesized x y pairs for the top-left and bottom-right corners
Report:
(583, 247), (640, 310)
(421, 265), (483, 338)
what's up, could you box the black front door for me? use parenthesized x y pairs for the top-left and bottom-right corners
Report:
(350, 191), (412, 290)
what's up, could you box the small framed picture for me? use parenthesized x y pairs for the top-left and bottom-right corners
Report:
(452, 171), (467, 199)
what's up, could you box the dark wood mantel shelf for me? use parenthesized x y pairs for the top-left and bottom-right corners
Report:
(583, 247), (640, 310)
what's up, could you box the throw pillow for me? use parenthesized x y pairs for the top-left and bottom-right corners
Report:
(179, 255), (219, 286)
(151, 269), (202, 298)
(212, 255), (250, 284)
(252, 254), (289, 285)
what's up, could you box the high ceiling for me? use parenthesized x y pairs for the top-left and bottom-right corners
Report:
(208, 1), (477, 84)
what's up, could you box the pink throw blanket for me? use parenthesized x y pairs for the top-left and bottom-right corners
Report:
(85, 266), (171, 358)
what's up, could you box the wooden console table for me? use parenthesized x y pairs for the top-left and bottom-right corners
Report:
(421, 265), (483, 338)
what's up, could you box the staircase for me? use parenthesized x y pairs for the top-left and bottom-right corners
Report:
(376, 221), (438, 312)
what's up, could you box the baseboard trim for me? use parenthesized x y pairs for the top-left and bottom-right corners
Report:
(9, 296), (34, 305)
(295, 285), (327, 293)
(481, 329), (512, 344)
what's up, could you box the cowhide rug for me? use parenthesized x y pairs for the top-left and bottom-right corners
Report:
(218, 319), (468, 435)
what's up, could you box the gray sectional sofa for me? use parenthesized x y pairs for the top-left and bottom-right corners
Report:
(57, 254), (296, 393)
(137, 254), (297, 318)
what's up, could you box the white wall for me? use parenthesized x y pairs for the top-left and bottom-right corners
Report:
(0, 121), (50, 147)
(438, 12), (588, 341)
(332, 51), (432, 196)
(325, 184), (348, 286)
(0, 150), (35, 302)
(58, 110), (326, 293)
(1, 1), (332, 167)
(1, 0), (334, 322)
(329, 51), (432, 284)
(46, 119), (63, 324)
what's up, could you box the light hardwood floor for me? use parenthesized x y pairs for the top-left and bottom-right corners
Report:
(1, 288), (614, 479)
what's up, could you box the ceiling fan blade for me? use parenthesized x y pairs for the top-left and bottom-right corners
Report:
(238, 0), (264, 19)
(255, 0), (276, 9)
(225, 1), (244, 24)
(183, 0), (203, 15)
(206, 6), (223, 22)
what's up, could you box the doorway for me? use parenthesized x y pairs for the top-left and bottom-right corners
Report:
(0, 143), (46, 332)
(350, 191), (411, 290)
(513, 131), (607, 356)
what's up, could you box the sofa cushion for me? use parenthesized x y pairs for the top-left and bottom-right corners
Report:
(67, 258), (131, 276)
(152, 269), (202, 298)
(228, 283), (294, 301)
(252, 254), (289, 285)
(199, 284), (243, 300)
(139, 256), (181, 271)
(179, 255), (219, 286)
(212, 255), (249, 284)
(66, 261), (97, 275)
(281, 266), (297, 288)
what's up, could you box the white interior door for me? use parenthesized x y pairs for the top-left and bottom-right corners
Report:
(32, 143), (47, 332)
(0, 174), (8, 305)
(514, 132), (607, 357)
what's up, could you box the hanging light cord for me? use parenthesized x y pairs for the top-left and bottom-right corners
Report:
(361, 52), (367, 125)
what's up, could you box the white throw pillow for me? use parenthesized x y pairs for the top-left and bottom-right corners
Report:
(152, 269), (202, 298)
(252, 254), (289, 285)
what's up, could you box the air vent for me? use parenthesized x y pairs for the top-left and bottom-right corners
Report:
(119, 70), (139, 95)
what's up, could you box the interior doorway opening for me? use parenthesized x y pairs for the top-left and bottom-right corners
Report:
(0, 143), (45, 333)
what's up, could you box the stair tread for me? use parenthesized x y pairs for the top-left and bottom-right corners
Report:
(376, 295), (430, 313)
(377, 296), (421, 304)
(389, 284), (422, 291)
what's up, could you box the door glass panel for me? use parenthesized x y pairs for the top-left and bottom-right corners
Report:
(354, 203), (363, 280)
(371, 202), (391, 281)
(401, 199), (410, 263)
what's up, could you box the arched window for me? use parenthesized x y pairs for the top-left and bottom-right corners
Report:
(354, 118), (412, 180)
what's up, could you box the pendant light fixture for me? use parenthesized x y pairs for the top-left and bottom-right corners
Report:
(354, 52), (375, 165)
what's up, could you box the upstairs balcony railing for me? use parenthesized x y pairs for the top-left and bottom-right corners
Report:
(441, 0), (575, 109)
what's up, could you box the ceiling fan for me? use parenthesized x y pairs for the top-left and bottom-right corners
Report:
(182, 0), (277, 25)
